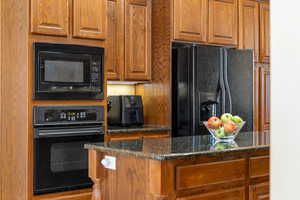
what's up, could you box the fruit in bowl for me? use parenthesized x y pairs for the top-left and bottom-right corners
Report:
(203, 113), (245, 141)
(207, 116), (222, 129)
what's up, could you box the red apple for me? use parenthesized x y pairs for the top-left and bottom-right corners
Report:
(207, 117), (222, 129)
(224, 120), (238, 134)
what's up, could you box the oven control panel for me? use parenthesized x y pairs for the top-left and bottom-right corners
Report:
(33, 105), (104, 126)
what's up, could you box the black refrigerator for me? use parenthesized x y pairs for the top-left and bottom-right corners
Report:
(172, 43), (254, 137)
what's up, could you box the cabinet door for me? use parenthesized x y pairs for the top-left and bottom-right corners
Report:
(259, 1), (270, 63)
(124, 0), (151, 81)
(208, 0), (238, 46)
(177, 188), (245, 200)
(31, 0), (69, 36)
(106, 0), (124, 80)
(73, 0), (107, 40)
(173, 0), (208, 43)
(249, 183), (269, 200)
(238, 0), (259, 62)
(259, 65), (270, 131)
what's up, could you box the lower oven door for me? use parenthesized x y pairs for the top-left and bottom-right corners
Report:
(34, 125), (104, 195)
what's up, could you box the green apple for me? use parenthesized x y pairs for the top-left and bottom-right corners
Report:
(220, 113), (233, 123)
(215, 127), (225, 138)
(232, 115), (243, 124)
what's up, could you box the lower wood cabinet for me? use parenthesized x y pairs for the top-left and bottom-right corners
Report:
(107, 131), (170, 141)
(177, 188), (245, 200)
(249, 183), (269, 200)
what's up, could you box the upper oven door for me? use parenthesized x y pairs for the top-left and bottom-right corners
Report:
(34, 43), (104, 100)
(34, 125), (104, 195)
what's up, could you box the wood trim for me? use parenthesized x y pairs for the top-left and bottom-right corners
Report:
(1, 0), (29, 199)
(32, 189), (92, 200)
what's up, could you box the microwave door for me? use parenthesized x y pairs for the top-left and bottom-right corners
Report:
(34, 43), (104, 100)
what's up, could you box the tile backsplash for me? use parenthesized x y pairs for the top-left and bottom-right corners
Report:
(107, 84), (136, 96)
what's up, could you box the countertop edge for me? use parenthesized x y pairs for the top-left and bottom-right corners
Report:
(84, 144), (270, 161)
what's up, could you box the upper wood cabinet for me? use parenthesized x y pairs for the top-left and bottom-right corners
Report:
(249, 182), (269, 200)
(238, 0), (259, 62)
(124, 0), (151, 80)
(259, 1), (270, 63)
(31, 0), (69, 36)
(73, 0), (107, 40)
(173, 0), (208, 43)
(208, 0), (238, 46)
(106, 0), (151, 81)
(106, 0), (124, 80)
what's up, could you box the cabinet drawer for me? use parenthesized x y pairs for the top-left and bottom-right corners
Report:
(176, 159), (245, 190)
(177, 187), (245, 200)
(249, 156), (270, 178)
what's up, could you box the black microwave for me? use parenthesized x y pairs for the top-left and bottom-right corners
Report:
(34, 43), (104, 100)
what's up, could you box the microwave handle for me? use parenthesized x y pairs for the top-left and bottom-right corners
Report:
(35, 127), (104, 138)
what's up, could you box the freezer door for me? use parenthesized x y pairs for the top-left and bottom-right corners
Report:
(172, 45), (194, 137)
(226, 49), (254, 131)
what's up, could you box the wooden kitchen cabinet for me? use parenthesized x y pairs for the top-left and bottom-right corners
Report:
(106, 0), (151, 81)
(31, 0), (69, 36)
(259, 1), (270, 63)
(254, 64), (270, 132)
(177, 188), (245, 200)
(106, 0), (124, 80)
(238, 0), (260, 62)
(259, 64), (270, 131)
(173, 0), (208, 43)
(124, 0), (152, 80)
(73, 0), (107, 40)
(249, 183), (269, 200)
(208, 0), (238, 46)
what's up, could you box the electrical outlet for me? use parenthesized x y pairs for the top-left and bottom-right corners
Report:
(101, 156), (116, 170)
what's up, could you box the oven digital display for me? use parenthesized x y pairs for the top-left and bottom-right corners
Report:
(44, 60), (84, 83)
(44, 109), (97, 122)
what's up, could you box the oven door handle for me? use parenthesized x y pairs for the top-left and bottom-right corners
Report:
(35, 127), (104, 138)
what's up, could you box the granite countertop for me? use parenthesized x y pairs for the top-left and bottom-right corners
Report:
(85, 131), (270, 160)
(107, 125), (171, 134)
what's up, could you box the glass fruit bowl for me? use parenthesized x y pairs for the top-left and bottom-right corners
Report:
(211, 141), (239, 151)
(203, 121), (246, 142)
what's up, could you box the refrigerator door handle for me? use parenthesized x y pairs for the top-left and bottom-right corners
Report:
(219, 49), (226, 114)
(223, 49), (233, 113)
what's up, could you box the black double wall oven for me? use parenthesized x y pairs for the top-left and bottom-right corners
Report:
(34, 43), (104, 100)
(32, 42), (105, 195)
(33, 105), (105, 195)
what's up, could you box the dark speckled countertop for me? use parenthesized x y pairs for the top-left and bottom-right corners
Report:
(107, 125), (171, 133)
(85, 131), (270, 160)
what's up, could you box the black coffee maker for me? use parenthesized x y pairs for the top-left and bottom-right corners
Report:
(108, 95), (144, 127)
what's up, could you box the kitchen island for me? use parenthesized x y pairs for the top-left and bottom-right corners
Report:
(85, 132), (270, 200)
